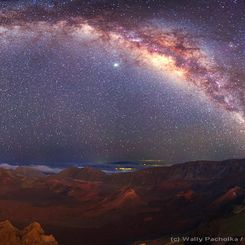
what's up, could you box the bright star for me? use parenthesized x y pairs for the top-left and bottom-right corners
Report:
(113, 62), (120, 68)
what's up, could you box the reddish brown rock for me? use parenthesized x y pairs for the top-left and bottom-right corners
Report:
(0, 220), (58, 245)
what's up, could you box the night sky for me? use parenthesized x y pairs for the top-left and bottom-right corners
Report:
(0, 0), (245, 164)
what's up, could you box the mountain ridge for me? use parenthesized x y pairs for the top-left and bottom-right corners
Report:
(0, 158), (244, 244)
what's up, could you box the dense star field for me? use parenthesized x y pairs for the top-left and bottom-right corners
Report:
(0, 0), (245, 164)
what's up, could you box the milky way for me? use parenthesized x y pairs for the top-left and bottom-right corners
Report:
(73, 18), (245, 124)
(0, 0), (245, 164)
(2, 10), (245, 123)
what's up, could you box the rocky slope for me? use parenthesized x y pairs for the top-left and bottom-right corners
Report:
(0, 220), (58, 245)
(0, 159), (244, 244)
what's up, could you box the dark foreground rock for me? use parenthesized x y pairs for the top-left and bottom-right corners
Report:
(0, 220), (58, 245)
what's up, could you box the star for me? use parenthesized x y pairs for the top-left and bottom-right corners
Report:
(113, 63), (120, 68)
